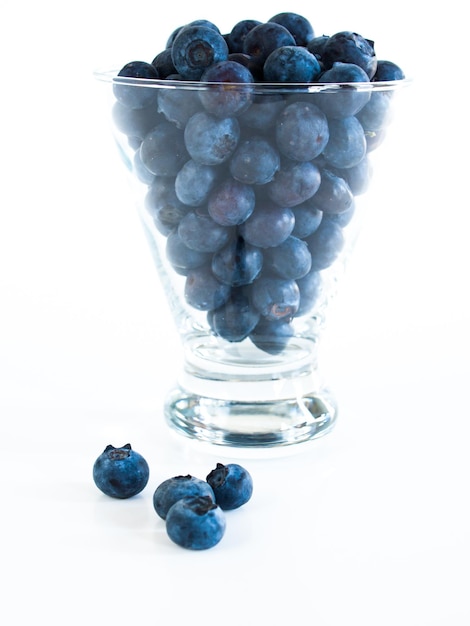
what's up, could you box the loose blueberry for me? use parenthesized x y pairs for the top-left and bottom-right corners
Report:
(206, 462), (253, 510)
(153, 474), (215, 520)
(93, 444), (149, 499)
(165, 495), (226, 550)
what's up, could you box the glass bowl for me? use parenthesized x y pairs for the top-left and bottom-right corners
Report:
(94, 70), (410, 448)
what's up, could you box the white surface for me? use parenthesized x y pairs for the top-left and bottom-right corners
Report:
(1, 2), (469, 624)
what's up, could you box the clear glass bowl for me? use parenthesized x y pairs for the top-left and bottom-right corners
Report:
(94, 70), (410, 449)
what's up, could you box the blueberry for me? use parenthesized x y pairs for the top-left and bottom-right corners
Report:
(175, 159), (219, 207)
(229, 135), (280, 185)
(157, 86), (202, 128)
(315, 62), (371, 119)
(322, 115), (366, 169)
(208, 178), (256, 226)
(184, 265), (231, 311)
(251, 276), (300, 321)
(184, 111), (240, 165)
(171, 25), (228, 80)
(151, 48), (177, 78)
(263, 46), (321, 83)
(311, 168), (354, 215)
(275, 101), (329, 162)
(178, 209), (233, 253)
(242, 22), (296, 70)
(226, 19), (262, 53)
(206, 462), (253, 510)
(249, 317), (294, 354)
(199, 60), (255, 117)
(165, 230), (211, 275)
(140, 121), (189, 176)
(372, 60), (405, 82)
(268, 12), (314, 47)
(210, 287), (260, 342)
(266, 160), (321, 207)
(322, 31), (377, 79)
(238, 201), (294, 249)
(307, 35), (330, 61)
(112, 100), (163, 145)
(145, 177), (189, 236)
(113, 61), (159, 110)
(291, 201), (323, 238)
(153, 474), (216, 520)
(165, 495), (226, 550)
(93, 444), (149, 499)
(211, 236), (263, 286)
(264, 235), (312, 280)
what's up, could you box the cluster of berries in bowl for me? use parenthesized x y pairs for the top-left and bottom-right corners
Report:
(107, 12), (406, 352)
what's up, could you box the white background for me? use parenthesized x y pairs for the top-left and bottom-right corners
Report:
(1, 1), (469, 624)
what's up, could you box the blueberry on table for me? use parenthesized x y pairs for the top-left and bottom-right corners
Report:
(165, 495), (226, 550)
(93, 444), (149, 499)
(206, 463), (253, 510)
(153, 474), (215, 520)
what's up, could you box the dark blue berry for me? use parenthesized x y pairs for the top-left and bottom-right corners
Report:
(322, 115), (366, 169)
(322, 31), (377, 78)
(199, 60), (255, 117)
(210, 287), (260, 342)
(208, 178), (255, 226)
(153, 474), (216, 520)
(249, 317), (294, 354)
(140, 121), (189, 176)
(315, 62), (371, 119)
(229, 135), (280, 185)
(372, 60), (405, 82)
(93, 444), (149, 499)
(266, 160), (321, 207)
(268, 12), (314, 47)
(171, 25), (228, 80)
(264, 235), (312, 280)
(206, 463), (253, 510)
(184, 265), (231, 311)
(114, 61), (159, 110)
(211, 236), (263, 286)
(166, 495), (226, 550)
(178, 209), (233, 253)
(251, 276), (300, 320)
(263, 46), (321, 83)
(276, 101), (329, 161)
(226, 19), (262, 53)
(175, 159), (219, 207)
(243, 22), (296, 70)
(184, 111), (240, 165)
(239, 201), (294, 249)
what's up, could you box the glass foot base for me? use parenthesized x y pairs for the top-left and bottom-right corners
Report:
(164, 386), (337, 448)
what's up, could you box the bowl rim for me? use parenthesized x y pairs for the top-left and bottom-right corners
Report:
(94, 68), (411, 94)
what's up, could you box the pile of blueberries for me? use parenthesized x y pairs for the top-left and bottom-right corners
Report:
(93, 443), (253, 550)
(111, 12), (405, 351)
